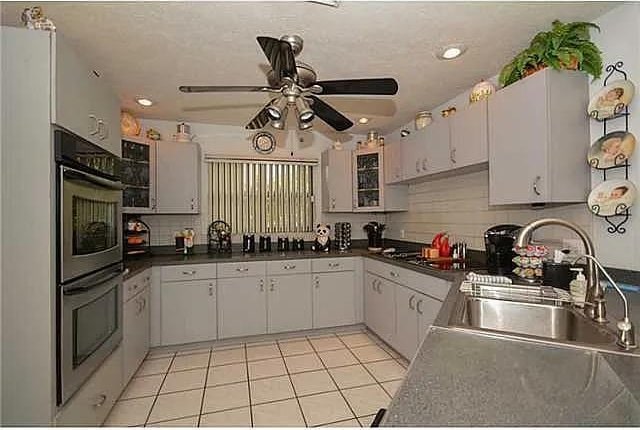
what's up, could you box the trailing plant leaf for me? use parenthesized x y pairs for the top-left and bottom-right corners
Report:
(499, 19), (603, 87)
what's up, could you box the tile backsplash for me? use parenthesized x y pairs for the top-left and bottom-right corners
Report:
(385, 168), (593, 251)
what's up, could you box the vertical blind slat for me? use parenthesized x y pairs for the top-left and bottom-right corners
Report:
(209, 159), (312, 234)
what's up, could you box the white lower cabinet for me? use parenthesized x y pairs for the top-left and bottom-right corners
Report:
(123, 286), (150, 383)
(217, 276), (267, 339)
(268, 274), (313, 333)
(161, 280), (217, 345)
(392, 285), (443, 359)
(364, 273), (395, 345)
(55, 346), (123, 426)
(313, 271), (357, 328)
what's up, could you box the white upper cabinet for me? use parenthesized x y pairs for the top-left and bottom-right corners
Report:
(53, 34), (121, 156)
(488, 69), (590, 205)
(384, 143), (403, 184)
(353, 147), (407, 212)
(423, 119), (452, 175)
(155, 140), (201, 214)
(449, 99), (489, 169)
(322, 149), (354, 212)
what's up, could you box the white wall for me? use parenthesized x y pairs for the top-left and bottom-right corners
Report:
(136, 119), (385, 245)
(589, 4), (640, 271)
(386, 3), (640, 271)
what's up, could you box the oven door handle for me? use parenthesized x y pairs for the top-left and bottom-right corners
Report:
(63, 166), (123, 190)
(63, 266), (123, 295)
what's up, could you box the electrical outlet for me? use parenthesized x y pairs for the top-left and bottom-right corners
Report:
(400, 229), (406, 239)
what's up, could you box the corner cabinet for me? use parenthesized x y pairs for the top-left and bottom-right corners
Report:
(488, 69), (589, 205)
(123, 139), (201, 214)
(353, 147), (408, 212)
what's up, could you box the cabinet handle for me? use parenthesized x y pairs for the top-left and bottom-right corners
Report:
(328, 262), (340, 268)
(415, 160), (420, 173)
(97, 119), (106, 140)
(151, 197), (156, 210)
(409, 295), (415, 310)
(259, 279), (264, 292)
(283, 264), (296, 270)
(93, 394), (107, 408)
(88, 115), (99, 135)
(533, 176), (542, 196)
(421, 158), (428, 171)
(269, 280), (275, 292)
(142, 297), (147, 311)
(389, 271), (399, 278)
(182, 270), (196, 275)
(208, 285), (214, 296)
(236, 267), (249, 272)
(331, 198), (336, 209)
(314, 277), (319, 289)
(417, 299), (424, 315)
(450, 148), (457, 164)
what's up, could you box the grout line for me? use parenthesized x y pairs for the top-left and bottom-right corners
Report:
(305, 332), (359, 426)
(196, 349), (213, 427)
(243, 343), (254, 427)
(145, 412), (199, 427)
(143, 354), (176, 426)
(338, 334), (404, 387)
(275, 339), (309, 427)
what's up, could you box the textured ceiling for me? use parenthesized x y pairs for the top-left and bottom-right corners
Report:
(1, 1), (614, 136)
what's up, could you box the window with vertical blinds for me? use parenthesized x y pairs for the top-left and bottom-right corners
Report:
(208, 158), (315, 234)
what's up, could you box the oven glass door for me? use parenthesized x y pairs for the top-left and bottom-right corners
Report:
(60, 266), (123, 404)
(73, 285), (118, 366)
(61, 166), (122, 283)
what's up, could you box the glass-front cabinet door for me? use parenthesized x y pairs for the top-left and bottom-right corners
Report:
(122, 138), (156, 213)
(353, 147), (384, 211)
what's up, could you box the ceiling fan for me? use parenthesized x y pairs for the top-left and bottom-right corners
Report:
(179, 35), (398, 132)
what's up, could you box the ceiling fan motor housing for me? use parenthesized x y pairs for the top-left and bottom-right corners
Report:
(268, 61), (317, 88)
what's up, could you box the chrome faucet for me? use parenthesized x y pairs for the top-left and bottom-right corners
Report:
(573, 254), (636, 350)
(515, 218), (607, 323)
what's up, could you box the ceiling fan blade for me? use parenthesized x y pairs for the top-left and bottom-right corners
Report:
(308, 95), (353, 131)
(257, 36), (297, 82)
(179, 85), (277, 93)
(245, 101), (273, 130)
(315, 78), (398, 95)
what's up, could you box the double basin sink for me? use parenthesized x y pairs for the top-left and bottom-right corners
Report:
(448, 284), (618, 349)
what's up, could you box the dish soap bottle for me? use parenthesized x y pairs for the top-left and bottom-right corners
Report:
(569, 267), (587, 308)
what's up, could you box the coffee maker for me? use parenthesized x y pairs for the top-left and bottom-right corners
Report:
(484, 224), (521, 275)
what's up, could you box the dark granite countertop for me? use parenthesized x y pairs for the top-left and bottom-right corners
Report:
(123, 244), (479, 282)
(383, 327), (640, 426)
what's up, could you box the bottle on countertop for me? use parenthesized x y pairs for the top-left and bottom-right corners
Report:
(570, 267), (587, 308)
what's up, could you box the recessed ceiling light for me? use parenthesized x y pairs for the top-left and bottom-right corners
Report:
(135, 97), (154, 107)
(436, 44), (467, 60)
(358, 117), (370, 124)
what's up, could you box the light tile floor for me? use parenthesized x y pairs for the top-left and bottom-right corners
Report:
(104, 328), (408, 427)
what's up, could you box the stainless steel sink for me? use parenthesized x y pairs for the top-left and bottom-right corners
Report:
(449, 294), (617, 346)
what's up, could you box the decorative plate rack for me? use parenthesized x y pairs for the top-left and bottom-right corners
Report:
(589, 61), (632, 234)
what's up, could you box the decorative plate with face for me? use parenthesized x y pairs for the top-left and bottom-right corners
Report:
(252, 131), (276, 154)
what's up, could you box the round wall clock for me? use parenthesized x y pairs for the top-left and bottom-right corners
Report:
(252, 131), (276, 154)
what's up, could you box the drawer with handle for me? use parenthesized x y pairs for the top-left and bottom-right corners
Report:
(55, 346), (123, 426)
(266, 259), (311, 275)
(217, 261), (266, 278)
(312, 257), (356, 273)
(123, 268), (152, 303)
(161, 264), (217, 282)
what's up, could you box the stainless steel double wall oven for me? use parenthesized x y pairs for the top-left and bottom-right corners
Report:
(55, 129), (124, 405)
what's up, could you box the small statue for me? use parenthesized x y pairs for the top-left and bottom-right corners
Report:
(311, 224), (331, 252)
(21, 7), (56, 32)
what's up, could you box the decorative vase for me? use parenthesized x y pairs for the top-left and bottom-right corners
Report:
(469, 80), (496, 104)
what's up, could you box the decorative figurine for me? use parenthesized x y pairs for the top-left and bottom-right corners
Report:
(469, 80), (496, 104)
(21, 7), (56, 32)
(311, 224), (331, 252)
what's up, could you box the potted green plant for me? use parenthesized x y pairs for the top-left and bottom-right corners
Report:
(499, 20), (603, 87)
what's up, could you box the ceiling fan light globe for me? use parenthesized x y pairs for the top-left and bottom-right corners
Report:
(299, 111), (315, 123)
(271, 119), (286, 130)
(266, 106), (281, 120)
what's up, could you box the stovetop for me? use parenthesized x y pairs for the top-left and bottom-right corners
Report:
(380, 250), (487, 272)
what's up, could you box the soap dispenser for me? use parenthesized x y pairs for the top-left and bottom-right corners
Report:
(569, 267), (587, 308)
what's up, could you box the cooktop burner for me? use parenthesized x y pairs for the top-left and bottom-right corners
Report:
(380, 250), (486, 271)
